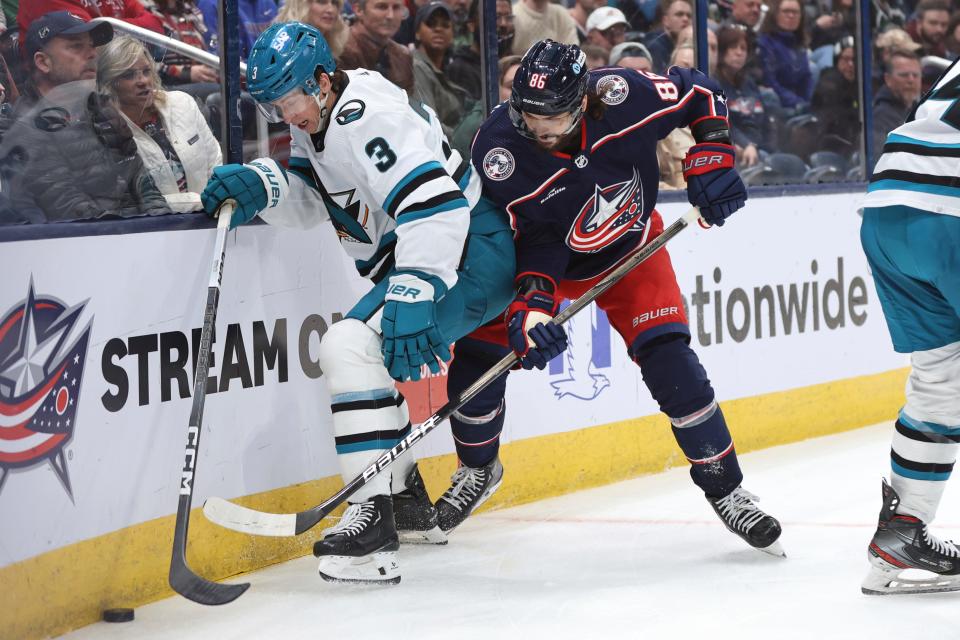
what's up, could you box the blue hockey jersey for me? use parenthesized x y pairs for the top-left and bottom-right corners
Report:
(472, 66), (728, 282)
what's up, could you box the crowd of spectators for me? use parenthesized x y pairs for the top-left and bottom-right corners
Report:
(1, 0), (958, 225)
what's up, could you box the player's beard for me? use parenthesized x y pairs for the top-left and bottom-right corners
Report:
(534, 127), (579, 154)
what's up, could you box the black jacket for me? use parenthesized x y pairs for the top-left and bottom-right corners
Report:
(2, 82), (171, 224)
(871, 85), (913, 163)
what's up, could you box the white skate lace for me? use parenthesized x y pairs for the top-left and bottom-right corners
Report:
(322, 502), (375, 538)
(440, 466), (487, 511)
(923, 527), (960, 558)
(715, 487), (766, 533)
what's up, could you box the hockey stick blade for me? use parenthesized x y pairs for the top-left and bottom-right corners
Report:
(170, 554), (250, 605)
(202, 207), (702, 538)
(168, 202), (251, 605)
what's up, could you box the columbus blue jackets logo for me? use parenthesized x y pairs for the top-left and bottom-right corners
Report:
(483, 147), (515, 181)
(597, 75), (629, 105)
(0, 281), (91, 499)
(567, 168), (645, 253)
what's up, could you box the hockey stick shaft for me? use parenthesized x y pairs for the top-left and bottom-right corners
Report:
(169, 202), (250, 605)
(204, 207), (702, 536)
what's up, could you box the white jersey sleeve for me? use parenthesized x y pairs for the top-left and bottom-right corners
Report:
(337, 98), (471, 290)
(256, 131), (330, 230)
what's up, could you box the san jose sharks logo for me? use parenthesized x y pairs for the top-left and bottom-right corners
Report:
(567, 168), (645, 253)
(324, 187), (372, 244)
(549, 304), (611, 401)
(0, 280), (92, 499)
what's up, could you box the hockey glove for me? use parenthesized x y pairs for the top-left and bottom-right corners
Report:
(682, 143), (747, 227)
(505, 273), (568, 370)
(381, 272), (452, 382)
(201, 159), (286, 229)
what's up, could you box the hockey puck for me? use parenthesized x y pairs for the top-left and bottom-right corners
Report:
(102, 608), (135, 623)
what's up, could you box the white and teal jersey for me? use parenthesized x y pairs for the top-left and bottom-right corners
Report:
(257, 69), (478, 288)
(865, 58), (960, 217)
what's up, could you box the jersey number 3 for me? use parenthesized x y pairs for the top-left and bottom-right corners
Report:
(365, 137), (397, 172)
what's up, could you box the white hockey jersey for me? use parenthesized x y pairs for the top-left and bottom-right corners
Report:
(864, 58), (960, 217)
(255, 69), (479, 288)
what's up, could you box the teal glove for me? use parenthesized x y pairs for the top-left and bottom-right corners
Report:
(381, 272), (451, 382)
(201, 159), (286, 228)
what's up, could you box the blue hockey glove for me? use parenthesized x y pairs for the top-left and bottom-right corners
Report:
(682, 143), (747, 227)
(505, 273), (568, 370)
(381, 272), (452, 382)
(201, 159), (286, 229)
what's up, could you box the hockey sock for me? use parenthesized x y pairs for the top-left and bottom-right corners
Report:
(890, 411), (959, 522)
(670, 403), (743, 498)
(451, 402), (505, 468)
(317, 319), (413, 501)
(447, 337), (510, 468)
(634, 332), (742, 498)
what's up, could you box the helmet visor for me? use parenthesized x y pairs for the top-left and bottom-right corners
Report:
(256, 88), (315, 124)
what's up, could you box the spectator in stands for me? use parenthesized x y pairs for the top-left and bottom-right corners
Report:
(569, 0), (599, 43)
(657, 42), (696, 188)
(872, 50), (921, 161)
(809, 0), (855, 74)
(715, 25), (768, 167)
(411, 2), (469, 137)
(198, 0), (276, 59)
(585, 6), (629, 54)
(812, 35), (860, 155)
(873, 27), (922, 91)
(97, 36), (220, 212)
(944, 11), (960, 59)
(907, 0), (950, 59)
(3, 12), (170, 223)
(143, 0), (218, 91)
(724, 0), (762, 31)
(677, 24), (717, 73)
(340, 0), (414, 94)
(609, 41), (652, 70)
(644, 0), (693, 73)
(18, 1), (163, 40)
(276, 0), (349, 59)
(447, 0), (513, 102)
(395, 0), (431, 46)
(617, 0), (659, 33)
(511, 0), (578, 55)
(757, 0), (813, 112)
(450, 54), (520, 159)
(582, 43), (609, 69)
(447, 0), (472, 49)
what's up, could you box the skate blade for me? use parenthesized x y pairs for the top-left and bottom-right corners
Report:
(317, 551), (400, 585)
(757, 539), (787, 558)
(861, 561), (960, 595)
(398, 525), (448, 545)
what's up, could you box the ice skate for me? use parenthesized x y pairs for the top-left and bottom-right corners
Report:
(862, 479), (960, 595)
(707, 486), (785, 557)
(435, 457), (504, 533)
(393, 464), (447, 545)
(313, 495), (400, 584)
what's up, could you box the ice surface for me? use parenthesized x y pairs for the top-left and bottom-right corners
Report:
(64, 424), (960, 640)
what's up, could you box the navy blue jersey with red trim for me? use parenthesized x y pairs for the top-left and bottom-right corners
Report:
(472, 66), (728, 282)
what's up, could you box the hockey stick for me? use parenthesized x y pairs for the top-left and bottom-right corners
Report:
(204, 207), (704, 537)
(169, 201), (251, 605)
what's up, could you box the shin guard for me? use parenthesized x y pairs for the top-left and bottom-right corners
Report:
(448, 338), (510, 468)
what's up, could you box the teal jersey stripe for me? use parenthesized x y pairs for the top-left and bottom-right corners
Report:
(330, 387), (396, 404)
(886, 133), (960, 150)
(899, 410), (960, 436)
(397, 198), (469, 225)
(868, 179), (960, 198)
(382, 161), (445, 214)
(288, 157), (319, 191)
(457, 165), (473, 191)
(336, 438), (404, 455)
(891, 460), (952, 482)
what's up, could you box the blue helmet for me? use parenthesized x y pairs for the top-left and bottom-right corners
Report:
(247, 22), (335, 104)
(509, 39), (588, 134)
